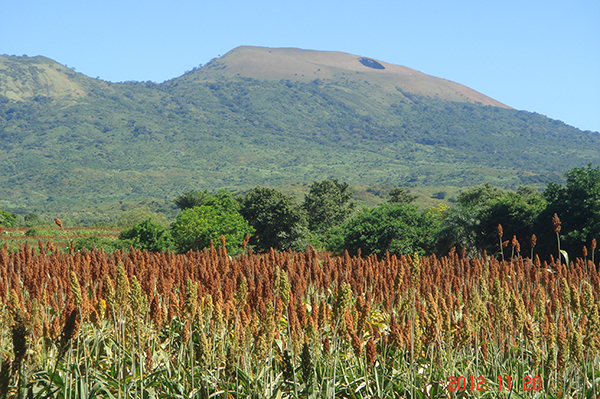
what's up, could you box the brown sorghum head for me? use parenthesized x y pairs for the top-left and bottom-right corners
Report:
(552, 213), (561, 234)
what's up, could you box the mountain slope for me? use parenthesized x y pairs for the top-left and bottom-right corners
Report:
(0, 48), (599, 215)
(178, 46), (509, 108)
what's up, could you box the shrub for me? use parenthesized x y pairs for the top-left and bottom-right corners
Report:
(171, 205), (254, 255)
(239, 186), (310, 252)
(24, 227), (39, 237)
(119, 219), (173, 252)
(340, 203), (439, 257)
(0, 208), (16, 227)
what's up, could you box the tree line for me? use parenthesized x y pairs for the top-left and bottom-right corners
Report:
(118, 164), (600, 263)
(2, 164), (599, 264)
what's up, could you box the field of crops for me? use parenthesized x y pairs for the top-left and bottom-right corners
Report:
(0, 227), (120, 253)
(0, 241), (599, 398)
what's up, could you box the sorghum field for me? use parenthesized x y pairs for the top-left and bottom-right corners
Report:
(0, 240), (599, 398)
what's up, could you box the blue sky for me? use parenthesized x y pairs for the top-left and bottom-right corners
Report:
(2, 0), (599, 132)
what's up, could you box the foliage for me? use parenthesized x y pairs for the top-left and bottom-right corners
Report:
(456, 183), (504, 209)
(435, 205), (480, 255)
(438, 184), (546, 258)
(340, 203), (439, 256)
(536, 163), (600, 259)
(303, 179), (355, 234)
(175, 189), (240, 212)
(2, 55), (600, 214)
(478, 188), (546, 257)
(24, 226), (39, 237)
(174, 190), (208, 210)
(117, 205), (169, 228)
(73, 235), (120, 252)
(23, 213), (42, 227)
(171, 205), (253, 254)
(118, 218), (173, 252)
(0, 208), (16, 227)
(388, 187), (418, 204)
(238, 186), (310, 252)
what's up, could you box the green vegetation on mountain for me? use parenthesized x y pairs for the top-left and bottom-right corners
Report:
(1, 47), (599, 216)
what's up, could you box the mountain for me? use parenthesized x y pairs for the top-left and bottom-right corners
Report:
(180, 46), (509, 108)
(1, 46), (599, 215)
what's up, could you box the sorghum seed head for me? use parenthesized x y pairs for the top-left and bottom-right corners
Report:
(559, 278), (570, 308)
(70, 271), (82, 308)
(300, 342), (313, 384)
(130, 275), (146, 315)
(184, 278), (198, 317)
(279, 271), (291, 308)
(115, 262), (130, 308)
(366, 338), (377, 366)
(552, 213), (561, 234)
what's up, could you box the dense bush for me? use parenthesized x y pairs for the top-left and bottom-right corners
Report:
(0, 208), (16, 227)
(340, 203), (440, 257)
(239, 186), (311, 252)
(171, 205), (253, 255)
(119, 218), (173, 252)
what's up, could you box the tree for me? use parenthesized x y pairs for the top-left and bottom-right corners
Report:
(239, 187), (310, 252)
(535, 164), (600, 260)
(0, 208), (16, 227)
(118, 206), (169, 228)
(477, 189), (546, 258)
(340, 203), (439, 257)
(174, 189), (239, 212)
(24, 213), (42, 227)
(388, 187), (418, 204)
(119, 219), (174, 252)
(457, 183), (503, 209)
(436, 184), (545, 258)
(171, 206), (254, 255)
(303, 179), (354, 233)
(435, 205), (480, 256)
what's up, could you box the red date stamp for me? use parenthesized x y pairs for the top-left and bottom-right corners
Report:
(448, 375), (542, 391)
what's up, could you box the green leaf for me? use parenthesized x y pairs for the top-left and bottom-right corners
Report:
(560, 249), (569, 266)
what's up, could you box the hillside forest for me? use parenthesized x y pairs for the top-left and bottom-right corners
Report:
(2, 52), (600, 215)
